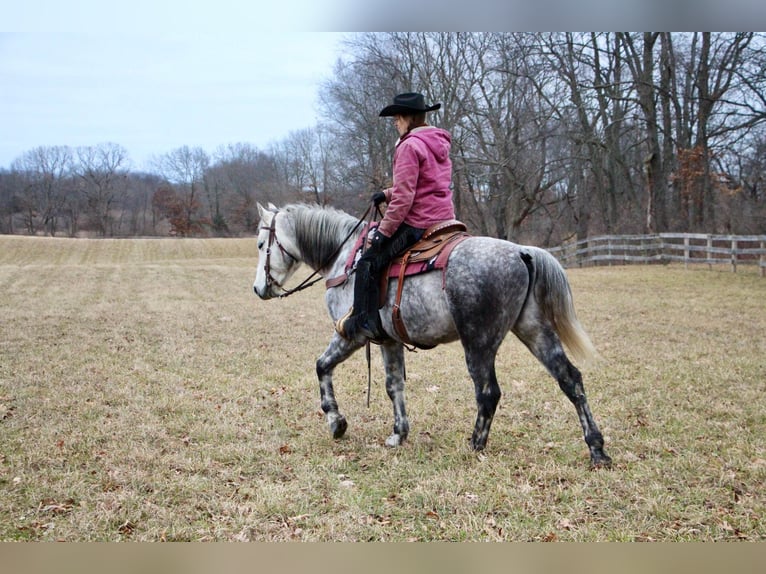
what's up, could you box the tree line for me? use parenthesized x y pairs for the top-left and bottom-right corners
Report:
(1, 32), (764, 245)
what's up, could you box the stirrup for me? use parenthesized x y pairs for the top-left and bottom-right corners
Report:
(334, 307), (354, 338)
(335, 308), (387, 344)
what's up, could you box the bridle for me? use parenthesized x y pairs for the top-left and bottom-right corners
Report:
(260, 205), (375, 298)
(261, 210), (301, 296)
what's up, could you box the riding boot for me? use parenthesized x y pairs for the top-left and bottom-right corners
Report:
(335, 258), (386, 342)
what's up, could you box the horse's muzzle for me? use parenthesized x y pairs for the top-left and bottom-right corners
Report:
(253, 284), (272, 300)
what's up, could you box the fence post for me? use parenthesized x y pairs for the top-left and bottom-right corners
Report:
(608, 236), (612, 267)
(684, 236), (690, 269)
(762, 241), (765, 278)
(707, 235), (713, 271)
(731, 238), (737, 273)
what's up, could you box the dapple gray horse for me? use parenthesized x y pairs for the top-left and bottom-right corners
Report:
(253, 202), (611, 468)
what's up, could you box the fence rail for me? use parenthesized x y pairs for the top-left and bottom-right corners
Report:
(547, 233), (766, 276)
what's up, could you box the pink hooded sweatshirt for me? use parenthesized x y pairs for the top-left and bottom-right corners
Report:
(377, 125), (455, 237)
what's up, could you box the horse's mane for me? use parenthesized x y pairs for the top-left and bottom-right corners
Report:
(282, 203), (361, 270)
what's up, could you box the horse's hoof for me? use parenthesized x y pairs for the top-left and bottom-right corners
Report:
(329, 415), (347, 439)
(470, 437), (487, 451)
(590, 452), (613, 469)
(385, 434), (402, 447)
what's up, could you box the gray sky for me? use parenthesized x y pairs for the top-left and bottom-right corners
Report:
(1, 31), (345, 170)
(4, 1), (763, 171)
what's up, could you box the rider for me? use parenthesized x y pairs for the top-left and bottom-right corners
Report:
(336, 92), (456, 342)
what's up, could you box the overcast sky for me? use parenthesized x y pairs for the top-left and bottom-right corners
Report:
(0, 31), (346, 170)
(4, 1), (765, 171)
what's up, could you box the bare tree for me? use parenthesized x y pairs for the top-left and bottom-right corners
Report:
(11, 146), (74, 236)
(454, 33), (562, 240)
(0, 169), (21, 234)
(318, 33), (412, 210)
(209, 143), (263, 233)
(619, 32), (667, 233)
(152, 146), (210, 236)
(74, 142), (130, 236)
(120, 172), (163, 236)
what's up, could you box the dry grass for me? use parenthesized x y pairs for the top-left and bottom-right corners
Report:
(0, 235), (764, 541)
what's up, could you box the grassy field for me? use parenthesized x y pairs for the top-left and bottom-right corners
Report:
(0, 235), (764, 541)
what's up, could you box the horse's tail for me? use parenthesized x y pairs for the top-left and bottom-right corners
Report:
(522, 246), (596, 362)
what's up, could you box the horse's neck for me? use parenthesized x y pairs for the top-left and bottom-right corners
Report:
(324, 235), (359, 277)
(291, 210), (360, 277)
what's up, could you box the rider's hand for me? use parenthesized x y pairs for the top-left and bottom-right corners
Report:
(368, 228), (387, 249)
(372, 191), (387, 206)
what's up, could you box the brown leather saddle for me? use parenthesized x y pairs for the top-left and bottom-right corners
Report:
(383, 220), (470, 347)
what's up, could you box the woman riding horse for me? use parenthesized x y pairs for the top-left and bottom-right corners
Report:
(335, 92), (456, 342)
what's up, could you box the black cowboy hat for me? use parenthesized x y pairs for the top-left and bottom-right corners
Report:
(379, 92), (441, 117)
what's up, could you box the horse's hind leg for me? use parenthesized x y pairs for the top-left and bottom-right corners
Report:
(381, 341), (409, 447)
(515, 325), (612, 468)
(464, 346), (502, 451)
(316, 334), (363, 439)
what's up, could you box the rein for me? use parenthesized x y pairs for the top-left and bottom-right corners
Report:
(264, 204), (374, 299)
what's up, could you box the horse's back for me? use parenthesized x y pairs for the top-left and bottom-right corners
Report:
(446, 236), (530, 286)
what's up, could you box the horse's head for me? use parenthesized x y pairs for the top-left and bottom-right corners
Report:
(253, 203), (301, 299)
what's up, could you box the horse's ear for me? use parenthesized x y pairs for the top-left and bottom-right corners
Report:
(257, 202), (278, 220)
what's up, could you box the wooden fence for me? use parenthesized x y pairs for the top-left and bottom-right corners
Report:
(547, 233), (766, 277)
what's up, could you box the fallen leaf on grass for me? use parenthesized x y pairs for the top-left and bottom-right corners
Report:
(365, 514), (391, 526)
(39, 498), (75, 515)
(1, 402), (15, 420)
(17, 521), (54, 535)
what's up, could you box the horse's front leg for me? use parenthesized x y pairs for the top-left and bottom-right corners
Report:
(381, 341), (408, 447)
(316, 334), (363, 439)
